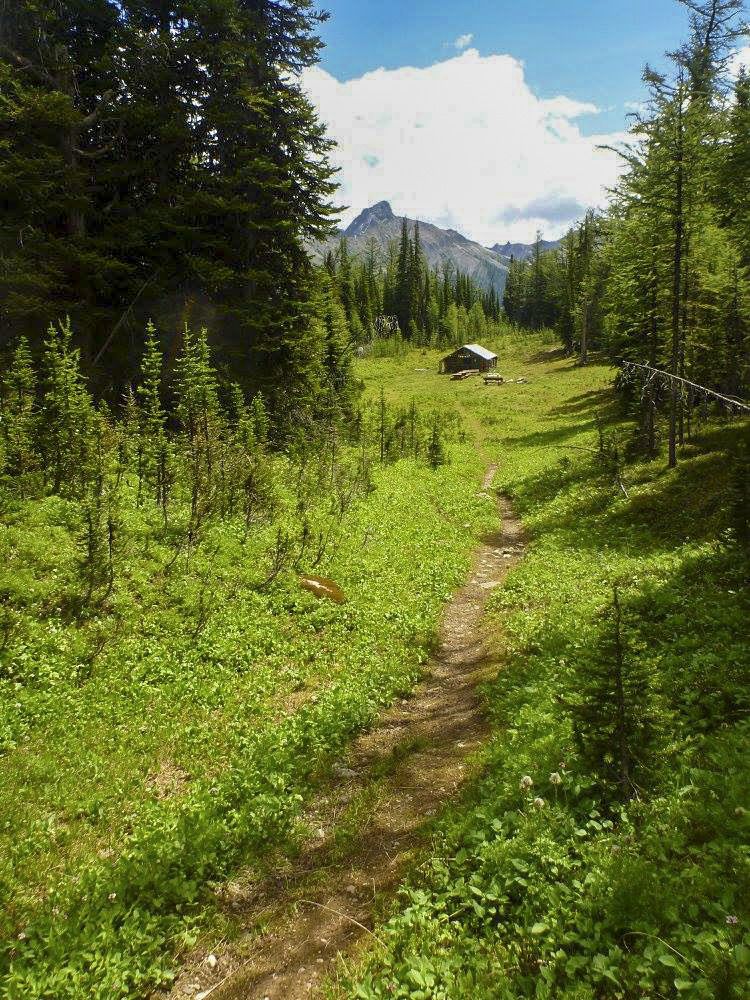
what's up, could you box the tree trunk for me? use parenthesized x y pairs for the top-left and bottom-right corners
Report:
(579, 298), (589, 366)
(669, 100), (685, 470)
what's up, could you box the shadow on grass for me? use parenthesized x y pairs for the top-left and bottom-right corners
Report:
(526, 346), (570, 364)
(514, 423), (740, 557)
(548, 387), (615, 417)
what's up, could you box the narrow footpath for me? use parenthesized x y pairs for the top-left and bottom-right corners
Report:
(168, 467), (526, 1000)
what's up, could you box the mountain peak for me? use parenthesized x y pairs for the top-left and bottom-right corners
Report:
(344, 200), (395, 236)
(491, 238), (561, 260)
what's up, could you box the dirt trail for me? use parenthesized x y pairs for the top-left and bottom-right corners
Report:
(169, 468), (525, 1000)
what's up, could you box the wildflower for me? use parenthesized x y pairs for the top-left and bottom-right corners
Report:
(519, 775), (533, 791)
(549, 772), (563, 786)
(726, 915), (739, 926)
(533, 797), (546, 810)
(108, 892), (117, 902)
(17, 932), (26, 941)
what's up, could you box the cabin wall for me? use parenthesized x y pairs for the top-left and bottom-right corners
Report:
(441, 351), (497, 374)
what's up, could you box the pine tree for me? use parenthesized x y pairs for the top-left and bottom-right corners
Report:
(1, 0), (340, 422)
(502, 256), (524, 324)
(39, 319), (98, 496)
(395, 218), (412, 337)
(568, 586), (656, 797)
(0, 337), (38, 486)
(174, 326), (223, 524)
(427, 419), (447, 470)
(319, 274), (355, 423)
(136, 323), (170, 513)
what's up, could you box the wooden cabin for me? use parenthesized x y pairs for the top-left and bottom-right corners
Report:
(440, 344), (498, 375)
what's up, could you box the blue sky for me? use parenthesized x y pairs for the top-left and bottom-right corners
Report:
(302, 2), (745, 244)
(316, 0), (689, 136)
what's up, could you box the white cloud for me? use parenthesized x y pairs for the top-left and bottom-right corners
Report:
(452, 33), (474, 51)
(302, 49), (626, 244)
(729, 44), (750, 77)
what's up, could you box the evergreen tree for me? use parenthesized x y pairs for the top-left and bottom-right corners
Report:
(136, 323), (170, 512)
(568, 586), (656, 797)
(0, 337), (38, 485)
(39, 319), (99, 496)
(1, 0), (340, 425)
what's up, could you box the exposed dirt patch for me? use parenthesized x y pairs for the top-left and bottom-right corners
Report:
(165, 469), (525, 1000)
(148, 760), (191, 801)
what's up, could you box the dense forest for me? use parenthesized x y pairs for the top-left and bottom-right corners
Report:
(0, 0), (346, 430)
(322, 220), (503, 348)
(0, 0), (749, 998)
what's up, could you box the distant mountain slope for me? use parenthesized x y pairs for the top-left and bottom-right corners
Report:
(309, 201), (511, 295)
(491, 238), (561, 261)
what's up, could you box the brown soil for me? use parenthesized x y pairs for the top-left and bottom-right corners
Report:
(167, 468), (525, 1000)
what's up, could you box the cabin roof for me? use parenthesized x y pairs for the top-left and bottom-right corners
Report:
(445, 343), (498, 361)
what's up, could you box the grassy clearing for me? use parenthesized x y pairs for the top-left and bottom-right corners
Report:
(4, 332), (747, 998)
(0, 407), (495, 997)
(333, 338), (750, 1000)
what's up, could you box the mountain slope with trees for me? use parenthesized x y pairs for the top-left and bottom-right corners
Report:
(309, 201), (513, 296)
(321, 219), (504, 346)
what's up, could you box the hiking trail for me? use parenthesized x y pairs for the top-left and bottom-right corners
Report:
(167, 466), (526, 1000)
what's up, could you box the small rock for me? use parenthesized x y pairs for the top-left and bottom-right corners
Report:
(205, 954), (218, 969)
(333, 765), (358, 779)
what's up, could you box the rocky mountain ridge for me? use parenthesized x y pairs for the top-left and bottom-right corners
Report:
(308, 201), (563, 296)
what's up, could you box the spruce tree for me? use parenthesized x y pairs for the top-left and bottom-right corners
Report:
(136, 324), (170, 512)
(1, 0), (340, 421)
(39, 319), (98, 496)
(0, 337), (38, 486)
(568, 586), (656, 797)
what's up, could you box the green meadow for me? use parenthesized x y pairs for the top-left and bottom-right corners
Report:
(341, 337), (750, 1000)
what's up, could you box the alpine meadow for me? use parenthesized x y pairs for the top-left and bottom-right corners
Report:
(0, 2), (748, 999)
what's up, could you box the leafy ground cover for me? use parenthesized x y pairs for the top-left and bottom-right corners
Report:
(3, 333), (747, 999)
(0, 393), (495, 998)
(333, 339), (750, 1000)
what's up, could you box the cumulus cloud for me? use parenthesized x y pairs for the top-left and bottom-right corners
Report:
(302, 49), (626, 243)
(452, 33), (474, 51)
(729, 44), (750, 77)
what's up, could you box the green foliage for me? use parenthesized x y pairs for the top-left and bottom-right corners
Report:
(505, 2), (749, 469)
(39, 319), (100, 497)
(0, 0), (341, 426)
(566, 584), (657, 795)
(427, 420), (448, 470)
(0, 326), (490, 998)
(325, 226), (504, 349)
(336, 340), (750, 1000)
(0, 336), (38, 486)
